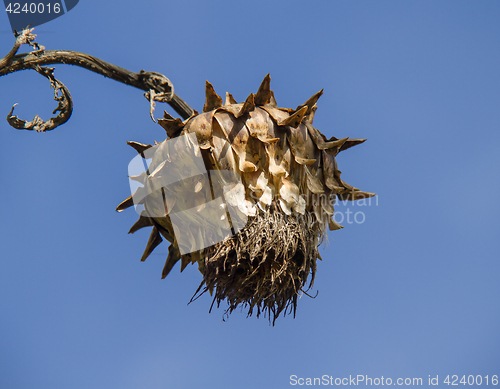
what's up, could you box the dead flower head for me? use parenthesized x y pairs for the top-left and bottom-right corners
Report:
(117, 75), (375, 324)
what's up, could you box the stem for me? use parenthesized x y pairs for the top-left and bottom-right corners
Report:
(0, 28), (194, 132)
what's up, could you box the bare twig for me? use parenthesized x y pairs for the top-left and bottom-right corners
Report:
(7, 65), (72, 132)
(0, 28), (194, 132)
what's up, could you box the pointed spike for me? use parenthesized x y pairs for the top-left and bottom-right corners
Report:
(116, 186), (147, 212)
(203, 81), (223, 112)
(136, 188), (147, 205)
(338, 189), (377, 201)
(339, 139), (367, 152)
(296, 89), (323, 114)
(306, 122), (349, 152)
(278, 106), (308, 128)
(180, 254), (191, 272)
(236, 93), (255, 118)
(161, 244), (181, 279)
(324, 137), (349, 149)
(128, 172), (147, 185)
(163, 111), (175, 120)
(190, 249), (202, 264)
(157, 117), (184, 138)
(127, 141), (152, 156)
(128, 213), (154, 234)
(268, 91), (277, 107)
(116, 195), (134, 212)
(329, 217), (344, 231)
(225, 92), (237, 106)
(140, 226), (163, 262)
(254, 74), (272, 106)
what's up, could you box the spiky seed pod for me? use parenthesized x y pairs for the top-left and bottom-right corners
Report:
(117, 74), (375, 324)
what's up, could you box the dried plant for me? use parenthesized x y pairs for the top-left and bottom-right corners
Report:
(2, 29), (375, 324)
(118, 76), (375, 323)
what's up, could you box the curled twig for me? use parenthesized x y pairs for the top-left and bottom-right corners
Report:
(7, 65), (73, 132)
(1, 27), (194, 132)
(1, 28), (67, 132)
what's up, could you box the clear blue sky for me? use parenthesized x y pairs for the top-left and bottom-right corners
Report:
(1, 1), (499, 388)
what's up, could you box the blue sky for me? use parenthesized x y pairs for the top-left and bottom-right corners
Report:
(1, 1), (499, 388)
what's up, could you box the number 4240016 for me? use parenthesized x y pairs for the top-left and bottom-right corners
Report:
(444, 375), (498, 385)
(5, 3), (61, 14)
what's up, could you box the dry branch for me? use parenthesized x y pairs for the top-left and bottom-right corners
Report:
(0, 28), (194, 132)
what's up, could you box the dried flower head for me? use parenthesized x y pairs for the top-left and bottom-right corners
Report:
(117, 75), (375, 324)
